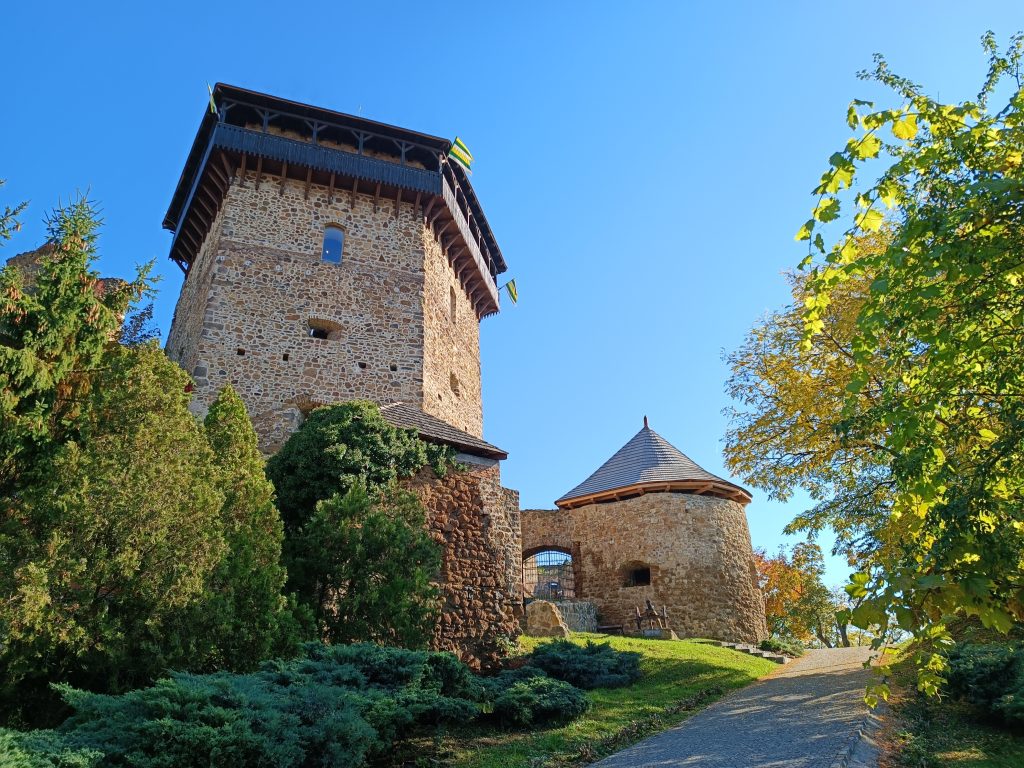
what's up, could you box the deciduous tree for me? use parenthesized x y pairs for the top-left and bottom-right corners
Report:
(733, 32), (1024, 696)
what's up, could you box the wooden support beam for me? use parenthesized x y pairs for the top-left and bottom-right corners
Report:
(423, 197), (436, 222)
(198, 185), (221, 216)
(413, 192), (421, 220)
(327, 172), (335, 204)
(205, 169), (228, 198)
(435, 220), (454, 239)
(194, 194), (215, 219)
(350, 178), (358, 208)
(180, 226), (202, 253)
(254, 156), (263, 189)
(373, 182), (381, 213)
(279, 161), (288, 195)
(303, 167), (313, 200)
(219, 152), (234, 185)
(238, 153), (247, 186)
(428, 207), (446, 228)
(394, 188), (401, 219)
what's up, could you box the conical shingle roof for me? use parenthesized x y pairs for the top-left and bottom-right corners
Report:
(555, 419), (751, 509)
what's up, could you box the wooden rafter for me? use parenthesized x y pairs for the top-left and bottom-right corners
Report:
(279, 161), (288, 195)
(303, 167), (313, 200)
(219, 151), (234, 184)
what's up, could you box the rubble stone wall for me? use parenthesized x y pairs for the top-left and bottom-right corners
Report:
(521, 494), (767, 644)
(406, 461), (522, 670)
(165, 170), (485, 451)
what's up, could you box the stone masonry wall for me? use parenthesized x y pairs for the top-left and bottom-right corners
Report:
(421, 229), (483, 436)
(166, 204), (227, 374)
(406, 461), (522, 670)
(521, 494), (767, 643)
(165, 171), (486, 451)
(551, 601), (598, 633)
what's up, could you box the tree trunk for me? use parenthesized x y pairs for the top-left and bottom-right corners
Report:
(837, 621), (851, 648)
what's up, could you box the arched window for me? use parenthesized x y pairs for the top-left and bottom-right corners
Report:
(523, 550), (575, 600)
(321, 225), (344, 264)
(449, 372), (460, 397)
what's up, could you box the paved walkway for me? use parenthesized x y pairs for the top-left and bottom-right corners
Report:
(591, 646), (879, 768)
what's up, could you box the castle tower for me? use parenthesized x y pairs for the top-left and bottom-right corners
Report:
(163, 85), (522, 668)
(521, 420), (767, 643)
(164, 84), (506, 451)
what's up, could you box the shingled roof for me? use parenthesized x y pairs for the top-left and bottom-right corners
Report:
(555, 418), (750, 508)
(380, 403), (507, 460)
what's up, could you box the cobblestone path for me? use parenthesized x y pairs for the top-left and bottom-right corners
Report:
(591, 646), (878, 768)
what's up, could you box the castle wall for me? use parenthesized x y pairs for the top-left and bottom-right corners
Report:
(406, 461), (522, 670)
(521, 494), (767, 643)
(168, 172), (427, 451)
(166, 205), (227, 374)
(421, 230), (483, 436)
(166, 170), (486, 451)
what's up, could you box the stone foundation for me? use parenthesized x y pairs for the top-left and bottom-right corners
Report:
(551, 600), (597, 633)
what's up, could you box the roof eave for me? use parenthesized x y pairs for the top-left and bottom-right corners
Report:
(555, 480), (752, 509)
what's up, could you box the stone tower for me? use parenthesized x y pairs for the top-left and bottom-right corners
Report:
(162, 85), (522, 669)
(164, 84), (506, 451)
(521, 420), (767, 644)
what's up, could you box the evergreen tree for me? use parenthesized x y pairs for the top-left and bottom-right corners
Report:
(267, 402), (444, 647)
(266, 400), (430, 532)
(0, 344), (226, 724)
(289, 484), (441, 648)
(172, 386), (307, 669)
(0, 196), (147, 497)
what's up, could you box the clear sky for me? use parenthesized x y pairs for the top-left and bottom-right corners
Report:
(3, 2), (1021, 586)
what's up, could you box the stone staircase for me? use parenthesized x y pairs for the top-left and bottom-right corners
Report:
(715, 641), (790, 664)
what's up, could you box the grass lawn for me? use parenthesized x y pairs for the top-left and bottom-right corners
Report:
(445, 633), (777, 768)
(882, 656), (1024, 768)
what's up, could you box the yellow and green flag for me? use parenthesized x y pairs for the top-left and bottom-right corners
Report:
(448, 137), (473, 173)
(207, 83), (218, 116)
(504, 279), (517, 304)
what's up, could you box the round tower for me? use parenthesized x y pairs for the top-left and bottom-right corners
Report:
(522, 419), (767, 643)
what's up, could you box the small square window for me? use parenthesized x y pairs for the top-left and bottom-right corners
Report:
(627, 567), (651, 587)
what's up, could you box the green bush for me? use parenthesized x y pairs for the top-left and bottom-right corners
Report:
(526, 640), (642, 689)
(946, 642), (1024, 725)
(491, 676), (590, 728)
(759, 637), (806, 657)
(3, 643), (487, 768)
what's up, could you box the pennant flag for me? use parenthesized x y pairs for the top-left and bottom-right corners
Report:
(504, 279), (518, 304)
(448, 137), (474, 173)
(207, 83), (218, 116)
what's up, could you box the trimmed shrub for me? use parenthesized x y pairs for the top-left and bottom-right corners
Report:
(526, 640), (642, 689)
(945, 642), (1024, 725)
(491, 676), (590, 728)
(759, 637), (805, 657)
(4, 643), (486, 768)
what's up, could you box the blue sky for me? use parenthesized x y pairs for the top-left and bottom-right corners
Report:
(3, 2), (1021, 586)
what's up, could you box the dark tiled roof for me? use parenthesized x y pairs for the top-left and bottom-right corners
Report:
(555, 422), (749, 507)
(380, 402), (507, 460)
